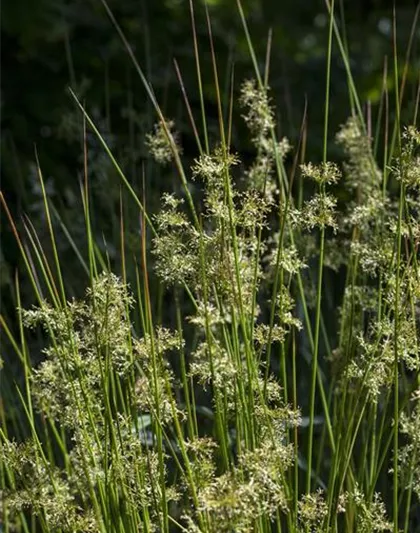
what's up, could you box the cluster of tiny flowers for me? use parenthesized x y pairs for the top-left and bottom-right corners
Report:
(192, 146), (239, 188)
(350, 485), (393, 532)
(189, 338), (238, 401)
(0, 440), (98, 531)
(328, 115), (420, 405)
(184, 439), (292, 532)
(152, 193), (200, 285)
(254, 392), (301, 447)
(398, 388), (420, 499)
(276, 284), (303, 331)
(240, 79), (275, 139)
(184, 437), (218, 490)
(21, 273), (135, 427)
(346, 327), (394, 400)
(3, 274), (184, 530)
(240, 79), (291, 198)
(154, 142), (273, 324)
(294, 160), (342, 234)
(297, 489), (328, 532)
(395, 125), (420, 188)
(337, 114), (388, 275)
(134, 327), (184, 424)
(300, 192), (338, 231)
(300, 161), (341, 185)
(193, 147), (243, 226)
(344, 264), (419, 400)
(145, 119), (181, 164)
(267, 242), (308, 277)
(253, 323), (286, 350)
(336, 116), (382, 200)
(112, 414), (176, 515)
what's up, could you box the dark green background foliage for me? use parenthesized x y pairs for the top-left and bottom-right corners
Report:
(1, 0), (419, 369)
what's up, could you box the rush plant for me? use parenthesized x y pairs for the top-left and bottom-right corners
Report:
(1, 1), (419, 532)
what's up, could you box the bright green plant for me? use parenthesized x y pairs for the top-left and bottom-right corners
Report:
(1, 1), (419, 532)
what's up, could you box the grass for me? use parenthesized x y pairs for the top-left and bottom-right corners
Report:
(1, 0), (420, 531)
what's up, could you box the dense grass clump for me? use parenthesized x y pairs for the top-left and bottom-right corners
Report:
(1, 1), (419, 532)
